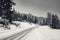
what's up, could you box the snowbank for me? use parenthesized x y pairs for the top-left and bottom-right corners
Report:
(0, 21), (36, 39)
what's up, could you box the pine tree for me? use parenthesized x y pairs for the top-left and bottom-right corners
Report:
(47, 12), (52, 25)
(52, 14), (55, 28)
(54, 14), (59, 28)
(0, 0), (15, 23)
(23, 15), (27, 20)
(52, 14), (59, 29)
(0, 0), (3, 16)
(34, 17), (37, 23)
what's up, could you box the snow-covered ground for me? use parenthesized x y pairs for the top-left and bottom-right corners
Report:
(0, 21), (36, 39)
(0, 21), (60, 40)
(20, 25), (60, 40)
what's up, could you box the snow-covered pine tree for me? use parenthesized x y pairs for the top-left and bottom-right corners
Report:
(0, 0), (15, 23)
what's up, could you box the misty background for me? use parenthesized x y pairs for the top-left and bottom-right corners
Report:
(13, 0), (60, 18)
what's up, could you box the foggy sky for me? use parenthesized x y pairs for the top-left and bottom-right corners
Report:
(13, 0), (60, 17)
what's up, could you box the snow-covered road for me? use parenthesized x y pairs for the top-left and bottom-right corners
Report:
(0, 21), (37, 40)
(20, 26), (60, 40)
(0, 21), (60, 40)
(1, 25), (60, 40)
(2, 27), (36, 40)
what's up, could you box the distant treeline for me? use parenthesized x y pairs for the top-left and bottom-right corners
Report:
(12, 9), (47, 25)
(0, 0), (60, 29)
(12, 10), (60, 29)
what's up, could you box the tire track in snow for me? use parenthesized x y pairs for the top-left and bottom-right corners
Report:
(2, 27), (36, 40)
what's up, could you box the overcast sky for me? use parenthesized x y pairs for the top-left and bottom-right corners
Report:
(13, 0), (60, 17)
